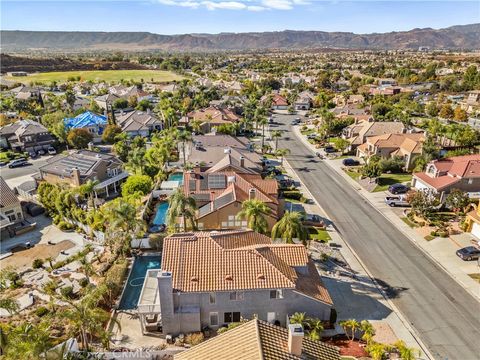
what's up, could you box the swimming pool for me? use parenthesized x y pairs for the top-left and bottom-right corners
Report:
(168, 172), (184, 184)
(118, 255), (161, 310)
(152, 202), (169, 226)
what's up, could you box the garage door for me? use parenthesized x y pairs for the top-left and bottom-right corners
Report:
(471, 222), (480, 239)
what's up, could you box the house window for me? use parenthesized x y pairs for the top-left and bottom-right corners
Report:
(210, 312), (219, 326)
(229, 291), (244, 301)
(7, 214), (16, 222)
(198, 223), (204, 230)
(468, 178), (473, 185)
(224, 312), (241, 323)
(209, 292), (216, 304)
(270, 289), (284, 299)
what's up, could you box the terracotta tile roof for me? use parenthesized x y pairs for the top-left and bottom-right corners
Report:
(175, 318), (340, 360)
(413, 172), (460, 191)
(162, 230), (332, 305)
(187, 106), (240, 123)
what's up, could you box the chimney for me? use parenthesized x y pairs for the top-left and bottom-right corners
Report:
(249, 188), (256, 200)
(288, 324), (304, 357)
(71, 167), (81, 187)
(239, 156), (245, 168)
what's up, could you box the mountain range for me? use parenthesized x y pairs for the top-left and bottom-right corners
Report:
(2, 24), (479, 52)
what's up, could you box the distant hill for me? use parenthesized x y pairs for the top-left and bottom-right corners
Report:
(2, 24), (479, 51)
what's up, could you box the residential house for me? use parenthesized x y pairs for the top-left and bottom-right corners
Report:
(115, 109), (163, 138)
(69, 96), (91, 111)
(9, 85), (43, 103)
(175, 318), (340, 360)
(109, 85), (152, 101)
(465, 205), (480, 239)
(294, 91), (315, 111)
(0, 120), (55, 152)
(64, 111), (108, 143)
(184, 135), (260, 171)
(369, 86), (402, 96)
(341, 120), (406, 151)
(0, 176), (24, 239)
(209, 95), (246, 115)
(36, 150), (127, 197)
(356, 133), (425, 170)
(267, 94), (289, 110)
(136, 230), (334, 336)
(181, 106), (240, 134)
(412, 154), (480, 201)
(460, 90), (480, 114)
(377, 78), (397, 86)
(183, 170), (281, 231)
(94, 93), (120, 111)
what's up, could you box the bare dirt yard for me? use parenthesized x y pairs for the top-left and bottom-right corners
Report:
(0, 240), (75, 270)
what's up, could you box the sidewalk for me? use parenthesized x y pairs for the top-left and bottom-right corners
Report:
(280, 157), (432, 359)
(291, 125), (480, 302)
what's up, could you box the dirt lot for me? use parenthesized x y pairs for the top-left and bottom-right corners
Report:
(0, 240), (75, 270)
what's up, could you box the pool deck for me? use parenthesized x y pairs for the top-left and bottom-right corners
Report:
(138, 269), (161, 314)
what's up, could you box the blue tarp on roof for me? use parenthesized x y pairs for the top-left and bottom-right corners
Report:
(64, 111), (107, 130)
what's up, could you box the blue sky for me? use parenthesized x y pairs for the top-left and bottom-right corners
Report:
(2, 1), (479, 34)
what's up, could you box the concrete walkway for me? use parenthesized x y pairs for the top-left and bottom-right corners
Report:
(292, 125), (480, 302)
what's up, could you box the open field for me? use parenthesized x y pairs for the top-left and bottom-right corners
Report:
(4, 70), (184, 84)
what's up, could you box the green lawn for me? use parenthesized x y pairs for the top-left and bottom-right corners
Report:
(4, 70), (183, 84)
(309, 227), (331, 242)
(373, 173), (412, 192)
(345, 169), (361, 181)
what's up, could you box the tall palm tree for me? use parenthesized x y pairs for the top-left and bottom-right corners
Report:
(60, 288), (117, 351)
(259, 117), (268, 152)
(2, 322), (52, 360)
(79, 179), (99, 212)
(167, 188), (197, 232)
(360, 320), (375, 345)
(307, 319), (324, 341)
(237, 199), (271, 234)
(271, 130), (283, 150)
(275, 148), (290, 166)
(177, 130), (192, 167)
(271, 211), (308, 244)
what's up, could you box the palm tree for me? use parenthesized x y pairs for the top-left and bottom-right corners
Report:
(271, 211), (308, 244)
(289, 312), (308, 328)
(259, 117), (268, 152)
(307, 319), (324, 341)
(45, 257), (54, 270)
(275, 148), (290, 166)
(167, 188), (197, 232)
(237, 199), (271, 234)
(177, 130), (192, 167)
(126, 146), (146, 175)
(339, 319), (360, 341)
(79, 179), (99, 212)
(366, 342), (386, 360)
(2, 322), (52, 360)
(61, 288), (117, 351)
(271, 130), (283, 150)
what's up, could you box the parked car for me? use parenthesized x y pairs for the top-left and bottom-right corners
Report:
(37, 149), (46, 156)
(456, 246), (480, 261)
(8, 158), (28, 168)
(28, 151), (38, 159)
(0, 161), (8, 167)
(342, 158), (360, 166)
(315, 152), (325, 159)
(302, 214), (325, 227)
(295, 117), (301, 121)
(291, 120), (300, 125)
(384, 195), (410, 207)
(47, 146), (57, 155)
(324, 146), (336, 153)
(388, 183), (410, 194)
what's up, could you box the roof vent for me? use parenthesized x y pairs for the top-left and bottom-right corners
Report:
(257, 274), (265, 280)
(190, 276), (198, 282)
(224, 148), (231, 154)
(225, 275), (233, 281)
(227, 176), (236, 183)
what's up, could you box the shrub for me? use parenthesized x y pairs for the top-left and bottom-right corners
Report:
(32, 258), (44, 269)
(430, 230), (437, 237)
(78, 277), (89, 288)
(185, 332), (204, 346)
(438, 230), (449, 238)
(35, 306), (49, 317)
(57, 221), (75, 231)
(283, 190), (303, 201)
(60, 286), (74, 299)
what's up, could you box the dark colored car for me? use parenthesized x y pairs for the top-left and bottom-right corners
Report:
(342, 158), (360, 166)
(324, 146), (336, 153)
(456, 246), (480, 261)
(8, 158), (28, 168)
(28, 151), (38, 159)
(388, 183), (410, 194)
(37, 149), (46, 156)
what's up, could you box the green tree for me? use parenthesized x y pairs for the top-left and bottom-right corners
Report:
(406, 191), (440, 220)
(1, 322), (52, 360)
(237, 199), (271, 234)
(362, 157), (383, 179)
(360, 320), (376, 345)
(102, 124), (122, 144)
(275, 148), (290, 165)
(67, 128), (93, 149)
(167, 188), (197, 232)
(121, 174), (153, 197)
(271, 130), (283, 150)
(271, 211), (308, 244)
(136, 99), (153, 111)
(289, 312), (309, 329)
(453, 107), (468, 122)
(0, 297), (19, 316)
(439, 104), (454, 119)
(113, 98), (128, 109)
(177, 130), (192, 167)
(445, 189), (469, 213)
(126, 146), (147, 175)
(339, 319), (360, 341)
(394, 340), (421, 360)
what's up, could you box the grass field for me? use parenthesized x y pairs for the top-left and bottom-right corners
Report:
(373, 173), (412, 192)
(4, 70), (184, 84)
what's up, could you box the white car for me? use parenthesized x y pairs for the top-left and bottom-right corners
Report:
(47, 147), (57, 155)
(384, 195), (410, 207)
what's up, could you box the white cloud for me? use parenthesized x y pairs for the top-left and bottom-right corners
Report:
(156, 0), (308, 11)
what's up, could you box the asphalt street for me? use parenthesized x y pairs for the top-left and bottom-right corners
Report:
(0, 156), (51, 180)
(273, 114), (480, 360)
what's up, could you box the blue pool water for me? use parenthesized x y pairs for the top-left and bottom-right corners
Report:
(152, 202), (169, 226)
(168, 173), (184, 184)
(118, 256), (161, 310)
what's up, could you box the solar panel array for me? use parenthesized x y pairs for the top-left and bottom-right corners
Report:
(192, 193), (211, 202)
(208, 174), (226, 189)
(198, 203), (212, 217)
(199, 176), (209, 191)
(212, 192), (234, 210)
(59, 157), (96, 174)
(189, 179), (196, 191)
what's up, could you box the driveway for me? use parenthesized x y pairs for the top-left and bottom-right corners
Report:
(0, 155), (52, 181)
(275, 117), (480, 360)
